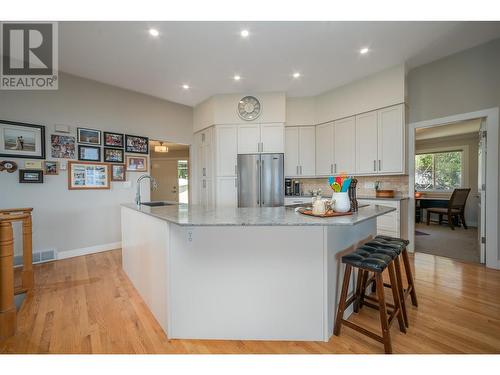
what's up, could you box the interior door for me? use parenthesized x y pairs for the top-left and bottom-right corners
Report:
(151, 159), (179, 202)
(478, 120), (487, 264)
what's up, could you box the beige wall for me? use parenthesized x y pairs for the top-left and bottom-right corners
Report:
(408, 38), (500, 123)
(0, 72), (193, 257)
(416, 133), (480, 226)
(285, 97), (316, 126)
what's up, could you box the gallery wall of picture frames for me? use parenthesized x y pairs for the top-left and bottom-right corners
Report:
(1, 119), (151, 189)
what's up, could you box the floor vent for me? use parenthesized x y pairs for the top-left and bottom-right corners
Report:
(14, 249), (57, 267)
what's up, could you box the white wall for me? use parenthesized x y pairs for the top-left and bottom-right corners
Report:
(0, 72), (193, 258)
(193, 92), (286, 132)
(285, 97), (316, 126)
(315, 64), (406, 124)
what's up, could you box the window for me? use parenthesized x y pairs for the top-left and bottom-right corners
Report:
(178, 160), (188, 203)
(415, 150), (463, 191)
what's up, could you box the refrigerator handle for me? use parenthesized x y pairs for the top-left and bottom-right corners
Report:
(261, 159), (264, 205)
(256, 159), (260, 205)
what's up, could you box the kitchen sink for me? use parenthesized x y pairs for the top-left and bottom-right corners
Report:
(141, 201), (174, 207)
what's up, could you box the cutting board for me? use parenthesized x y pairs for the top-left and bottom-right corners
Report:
(297, 208), (353, 218)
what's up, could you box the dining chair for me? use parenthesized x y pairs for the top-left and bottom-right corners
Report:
(426, 188), (471, 230)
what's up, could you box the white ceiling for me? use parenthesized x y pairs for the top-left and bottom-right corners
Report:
(58, 21), (500, 107)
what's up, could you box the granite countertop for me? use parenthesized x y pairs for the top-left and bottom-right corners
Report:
(286, 195), (409, 201)
(122, 203), (395, 227)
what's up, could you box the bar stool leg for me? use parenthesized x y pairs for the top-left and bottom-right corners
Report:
(354, 268), (363, 313)
(402, 249), (418, 307)
(394, 256), (409, 327)
(375, 272), (392, 354)
(359, 270), (369, 310)
(334, 264), (352, 336)
(387, 262), (406, 334)
(0, 221), (16, 339)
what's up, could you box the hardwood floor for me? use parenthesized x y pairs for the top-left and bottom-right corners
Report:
(1, 249), (500, 354)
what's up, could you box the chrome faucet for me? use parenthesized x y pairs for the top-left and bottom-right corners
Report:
(136, 175), (159, 206)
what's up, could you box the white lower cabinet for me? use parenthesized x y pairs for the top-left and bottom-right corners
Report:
(359, 199), (408, 238)
(215, 177), (238, 207)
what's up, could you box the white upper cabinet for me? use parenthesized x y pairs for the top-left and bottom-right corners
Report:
(333, 116), (356, 175)
(215, 125), (238, 177)
(260, 123), (284, 153)
(284, 127), (299, 176)
(315, 122), (334, 176)
(377, 105), (404, 174)
(298, 126), (316, 176)
(285, 126), (316, 176)
(237, 124), (261, 154)
(237, 123), (284, 154)
(355, 111), (378, 174)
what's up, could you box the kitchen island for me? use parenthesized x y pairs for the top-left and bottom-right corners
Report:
(121, 203), (395, 342)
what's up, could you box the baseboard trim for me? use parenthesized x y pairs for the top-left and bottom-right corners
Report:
(57, 242), (122, 260)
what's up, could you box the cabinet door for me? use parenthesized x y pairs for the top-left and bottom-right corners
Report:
(355, 111), (378, 174)
(377, 104), (404, 174)
(215, 177), (238, 207)
(315, 122), (334, 175)
(237, 124), (260, 154)
(333, 117), (356, 175)
(284, 127), (299, 176)
(298, 126), (316, 176)
(260, 123), (284, 153)
(215, 125), (238, 177)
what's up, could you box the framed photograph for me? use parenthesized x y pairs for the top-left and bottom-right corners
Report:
(0, 120), (46, 159)
(104, 132), (124, 148)
(77, 127), (101, 145)
(126, 155), (148, 172)
(19, 169), (44, 183)
(78, 145), (101, 162)
(44, 161), (59, 175)
(104, 147), (124, 163)
(125, 134), (149, 154)
(51, 134), (76, 159)
(0, 160), (18, 173)
(24, 160), (43, 169)
(111, 164), (126, 181)
(68, 161), (110, 190)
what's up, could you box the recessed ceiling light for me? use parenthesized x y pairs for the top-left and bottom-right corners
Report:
(359, 47), (370, 55)
(234, 75), (241, 81)
(293, 72), (301, 78)
(182, 84), (190, 90)
(149, 28), (159, 37)
(240, 29), (249, 38)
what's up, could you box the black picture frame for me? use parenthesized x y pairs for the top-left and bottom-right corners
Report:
(103, 132), (124, 148)
(0, 120), (46, 159)
(78, 145), (101, 162)
(77, 127), (102, 145)
(103, 147), (124, 163)
(125, 134), (149, 154)
(19, 169), (44, 183)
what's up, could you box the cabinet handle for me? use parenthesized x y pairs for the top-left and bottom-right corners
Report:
(296, 165), (299, 175)
(260, 142), (264, 152)
(378, 160), (381, 171)
(203, 167), (206, 177)
(330, 164), (333, 174)
(373, 160), (376, 172)
(300, 165), (302, 175)
(334, 163), (337, 174)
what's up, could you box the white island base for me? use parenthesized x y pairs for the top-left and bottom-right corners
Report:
(122, 206), (378, 342)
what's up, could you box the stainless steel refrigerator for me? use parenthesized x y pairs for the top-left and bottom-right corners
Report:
(237, 153), (284, 207)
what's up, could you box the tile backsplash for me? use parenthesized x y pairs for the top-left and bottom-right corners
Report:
(295, 175), (409, 197)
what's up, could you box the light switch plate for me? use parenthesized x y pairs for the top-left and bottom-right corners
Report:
(364, 182), (375, 189)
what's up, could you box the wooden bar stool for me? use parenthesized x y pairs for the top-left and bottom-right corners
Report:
(372, 236), (418, 308)
(334, 245), (406, 354)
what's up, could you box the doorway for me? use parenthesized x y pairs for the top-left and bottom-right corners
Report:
(149, 140), (190, 203)
(408, 108), (499, 270)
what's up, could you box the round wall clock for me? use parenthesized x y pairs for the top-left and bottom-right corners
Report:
(237, 96), (261, 121)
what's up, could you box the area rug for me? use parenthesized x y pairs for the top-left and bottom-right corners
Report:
(415, 230), (430, 236)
